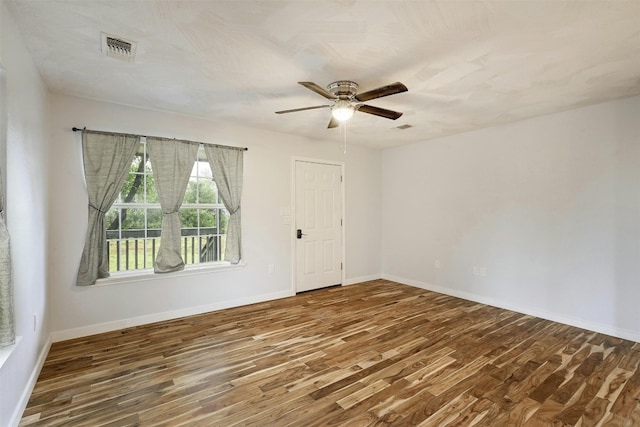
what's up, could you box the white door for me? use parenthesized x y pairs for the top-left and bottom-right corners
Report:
(295, 161), (343, 293)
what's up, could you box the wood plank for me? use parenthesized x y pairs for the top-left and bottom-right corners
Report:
(611, 365), (640, 418)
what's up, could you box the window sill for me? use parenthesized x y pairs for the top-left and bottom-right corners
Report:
(0, 336), (22, 369)
(94, 261), (247, 287)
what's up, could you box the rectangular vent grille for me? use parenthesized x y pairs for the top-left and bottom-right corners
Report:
(107, 37), (131, 54)
(101, 32), (136, 62)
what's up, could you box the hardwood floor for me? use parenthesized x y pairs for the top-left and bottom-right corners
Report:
(20, 280), (640, 426)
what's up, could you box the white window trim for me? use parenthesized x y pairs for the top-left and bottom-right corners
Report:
(0, 336), (22, 369)
(94, 260), (247, 287)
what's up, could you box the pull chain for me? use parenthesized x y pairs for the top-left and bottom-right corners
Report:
(342, 120), (347, 154)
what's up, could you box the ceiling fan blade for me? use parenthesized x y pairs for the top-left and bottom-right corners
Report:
(298, 82), (337, 100)
(275, 105), (332, 114)
(327, 116), (339, 129)
(357, 104), (403, 120)
(355, 82), (408, 102)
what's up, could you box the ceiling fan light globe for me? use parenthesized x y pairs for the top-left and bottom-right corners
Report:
(331, 102), (354, 121)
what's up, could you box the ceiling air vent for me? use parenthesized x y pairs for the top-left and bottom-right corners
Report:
(101, 32), (136, 62)
(395, 124), (413, 130)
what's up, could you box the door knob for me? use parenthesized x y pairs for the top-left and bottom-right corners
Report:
(297, 229), (306, 239)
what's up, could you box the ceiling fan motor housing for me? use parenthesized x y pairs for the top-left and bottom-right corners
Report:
(327, 81), (359, 99)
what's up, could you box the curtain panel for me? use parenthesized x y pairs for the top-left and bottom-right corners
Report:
(204, 145), (243, 264)
(76, 132), (139, 286)
(0, 189), (14, 347)
(147, 138), (199, 273)
(0, 64), (14, 347)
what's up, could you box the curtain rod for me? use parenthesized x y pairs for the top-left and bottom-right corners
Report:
(72, 127), (248, 151)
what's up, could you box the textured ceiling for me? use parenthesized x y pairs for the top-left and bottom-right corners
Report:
(5, 0), (640, 148)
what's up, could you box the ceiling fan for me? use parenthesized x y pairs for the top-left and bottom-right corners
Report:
(275, 80), (408, 128)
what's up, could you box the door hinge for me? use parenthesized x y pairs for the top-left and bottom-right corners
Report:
(340, 175), (343, 183)
(341, 218), (343, 226)
(341, 262), (343, 270)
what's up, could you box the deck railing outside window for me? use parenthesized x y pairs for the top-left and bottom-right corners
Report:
(107, 228), (225, 272)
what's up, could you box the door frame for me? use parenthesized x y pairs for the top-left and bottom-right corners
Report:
(291, 157), (346, 293)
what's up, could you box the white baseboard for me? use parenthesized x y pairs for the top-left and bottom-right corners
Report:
(383, 274), (640, 344)
(51, 289), (295, 342)
(344, 274), (382, 286)
(10, 334), (52, 427)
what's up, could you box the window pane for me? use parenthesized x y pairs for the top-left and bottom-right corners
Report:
(200, 234), (220, 263)
(144, 159), (160, 203)
(105, 208), (119, 238)
(147, 208), (162, 237)
(197, 160), (212, 179)
(179, 208), (199, 231)
(121, 208), (146, 238)
(108, 240), (119, 271)
(199, 209), (217, 230)
(219, 209), (229, 234)
(198, 179), (217, 203)
(124, 174), (146, 203)
(121, 148), (147, 203)
(146, 237), (159, 269)
(183, 179), (198, 204)
(118, 238), (146, 272)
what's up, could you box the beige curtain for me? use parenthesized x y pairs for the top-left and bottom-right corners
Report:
(0, 185), (13, 348)
(204, 145), (243, 264)
(147, 138), (199, 273)
(0, 63), (15, 347)
(76, 132), (139, 286)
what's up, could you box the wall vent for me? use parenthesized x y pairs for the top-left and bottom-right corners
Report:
(101, 32), (136, 62)
(395, 124), (413, 130)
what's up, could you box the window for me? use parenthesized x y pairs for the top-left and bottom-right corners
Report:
(105, 140), (228, 272)
(76, 129), (243, 285)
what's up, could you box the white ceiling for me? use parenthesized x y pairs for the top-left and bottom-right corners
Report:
(6, 0), (640, 148)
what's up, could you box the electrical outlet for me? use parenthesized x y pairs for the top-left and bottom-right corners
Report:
(434, 260), (441, 269)
(268, 264), (275, 274)
(473, 266), (480, 276)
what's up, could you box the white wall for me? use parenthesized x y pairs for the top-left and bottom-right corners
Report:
(382, 96), (640, 342)
(344, 145), (382, 284)
(48, 94), (382, 339)
(0, 2), (51, 426)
